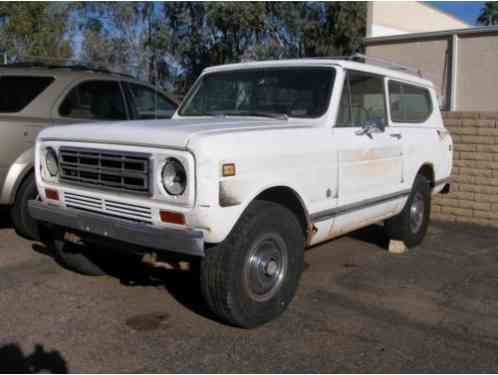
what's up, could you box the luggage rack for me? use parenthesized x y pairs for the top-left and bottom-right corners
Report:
(311, 53), (424, 78)
(0, 56), (134, 78)
(348, 53), (424, 77)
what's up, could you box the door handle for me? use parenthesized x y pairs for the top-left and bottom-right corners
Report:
(390, 133), (402, 140)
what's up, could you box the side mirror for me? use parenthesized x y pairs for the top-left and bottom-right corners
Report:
(355, 117), (386, 137)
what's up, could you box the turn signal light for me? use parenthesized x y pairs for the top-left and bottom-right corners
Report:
(45, 188), (59, 201)
(160, 210), (186, 225)
(222, 163), (236, 177)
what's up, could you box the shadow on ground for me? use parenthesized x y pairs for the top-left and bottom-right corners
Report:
(31, 223), (391, 324)
(0, 208), (12, 230)
(31, 240), (222, 323)
(348, 224), (389, 250)
(0, 343), (68, 373)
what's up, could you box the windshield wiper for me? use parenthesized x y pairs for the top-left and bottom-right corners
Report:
(205, 110), (288, 120)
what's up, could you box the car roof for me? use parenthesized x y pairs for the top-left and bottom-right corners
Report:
(203, 58), (434, 88)
(0, 66), (133, 80)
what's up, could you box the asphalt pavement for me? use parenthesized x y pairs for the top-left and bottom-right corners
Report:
(1, 209), (498, 373)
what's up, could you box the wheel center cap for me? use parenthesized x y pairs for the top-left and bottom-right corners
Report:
(264, 260), (278, 277)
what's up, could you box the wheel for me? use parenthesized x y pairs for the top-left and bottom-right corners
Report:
(200, 200), (305, 328)
(52, 230), (106, 276)
(10, 172), (41, 240)
(385, 174), (431, 248)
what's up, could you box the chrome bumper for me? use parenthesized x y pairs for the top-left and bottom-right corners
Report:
(28, 200), (205, 257)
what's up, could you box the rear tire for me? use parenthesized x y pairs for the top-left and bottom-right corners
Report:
(385, 174), (431, 248)
(52, 230), (106, 276)
(200, 200), (305, 328)
(10, 173), (40, 241)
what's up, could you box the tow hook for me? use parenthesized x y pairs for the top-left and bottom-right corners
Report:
(141, 253), (190, 271)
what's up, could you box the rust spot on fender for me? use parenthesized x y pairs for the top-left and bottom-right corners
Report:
(219, 181), (242, 207)
(306, 223), (318, 247)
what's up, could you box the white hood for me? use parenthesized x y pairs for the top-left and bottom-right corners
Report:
(40, 117), (309, 149)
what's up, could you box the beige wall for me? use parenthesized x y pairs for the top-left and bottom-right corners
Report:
(457, 33), (498, 111)
(368, 2), (469, 37)
(366, 31), (498, 111)
(366, 39), (450, 107)
(433, 111), (498, 227)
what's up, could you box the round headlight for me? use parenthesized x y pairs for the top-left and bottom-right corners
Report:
(161, 158), (186, 196)
(45, 148), (59, 177)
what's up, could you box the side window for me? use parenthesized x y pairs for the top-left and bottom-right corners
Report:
(59, 80), (127, 120)
(336, 71), (386, 128)
(0, 76), (54, 113)
(128, 83), (177, 119)
(389, 81), (432, 123)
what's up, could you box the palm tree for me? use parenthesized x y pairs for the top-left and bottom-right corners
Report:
(477, 2), (498, 26)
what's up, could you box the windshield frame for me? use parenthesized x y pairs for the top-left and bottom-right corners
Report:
(177, 66), (336, 120)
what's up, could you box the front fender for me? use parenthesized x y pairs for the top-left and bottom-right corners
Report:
(192, 179), (310, 244)
(0, 147), (34, 205)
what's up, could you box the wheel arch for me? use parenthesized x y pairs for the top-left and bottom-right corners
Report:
(0, 147), (35, 205)
(416, 163), (435, 188)
(253, 185), (312, 241)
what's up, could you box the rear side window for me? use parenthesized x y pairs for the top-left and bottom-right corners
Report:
(388, 81), (432, 123)
(128, 83), (177, 119)
(0, 76), (54, 113)
(59, 80), (127, 121)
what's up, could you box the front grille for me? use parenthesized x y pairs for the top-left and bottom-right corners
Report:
(64, 192), (153, 223)
(59, 147), (151, 195)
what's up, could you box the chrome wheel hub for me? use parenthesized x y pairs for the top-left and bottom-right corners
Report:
(243, 233), (288, 302)
(410, 192), (425, 234)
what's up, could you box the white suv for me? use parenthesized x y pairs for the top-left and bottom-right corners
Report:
(29, 59), (452, 328)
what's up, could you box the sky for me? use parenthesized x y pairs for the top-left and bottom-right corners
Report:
(427, 1), (485, 25)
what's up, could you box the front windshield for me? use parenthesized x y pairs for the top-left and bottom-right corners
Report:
(179, 67), (336, 119)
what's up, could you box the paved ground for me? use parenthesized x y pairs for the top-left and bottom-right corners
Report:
(1, 210), (498, 373)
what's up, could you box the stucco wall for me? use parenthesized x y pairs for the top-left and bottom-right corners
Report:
(457, 33), (498, 111)
(432, 111), (498, 227)
(366, 31), (498, 112)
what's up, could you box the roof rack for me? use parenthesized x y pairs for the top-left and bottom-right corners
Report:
(0, 56), (134, 79)
(348, 53), (424, 77)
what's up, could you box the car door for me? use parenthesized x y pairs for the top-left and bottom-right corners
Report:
(124, 82), (178, 120)
(330, 70), (404, 234)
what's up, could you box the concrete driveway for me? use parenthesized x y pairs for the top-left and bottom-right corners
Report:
(1, 209), (498, 373)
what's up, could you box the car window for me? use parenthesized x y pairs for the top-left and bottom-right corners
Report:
(128, 83), (177, 119)
(389, 81), (432, 123)
(336, 71), (386, 128)
(179, 67), (335, 119)
(59, 80), (127, 120)
(0, 76), (54, 113)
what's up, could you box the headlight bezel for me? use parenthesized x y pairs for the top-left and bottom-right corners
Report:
(45, 147), (59, 177)
(161, 157), (187, 196)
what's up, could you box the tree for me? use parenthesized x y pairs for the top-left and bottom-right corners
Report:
(78, 2), (170, 85)
(0, 2), (74, 61)
(477, 2), (498, 26)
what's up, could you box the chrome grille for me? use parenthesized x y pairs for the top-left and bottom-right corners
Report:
(59, 147), (151, 195)
(64, 192), (153, 223)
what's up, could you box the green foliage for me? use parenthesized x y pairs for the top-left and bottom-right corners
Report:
(0, 2), (74, 60)
(477, 1), (498, 25)
(0, 2), (367, 93)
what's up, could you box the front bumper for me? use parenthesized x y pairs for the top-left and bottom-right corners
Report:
(28, 200), (205, 257)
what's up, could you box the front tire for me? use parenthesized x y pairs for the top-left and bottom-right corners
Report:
(10, 173), (40, 240)
(200, 200), (305, 328)
(385, 174), (431, 248)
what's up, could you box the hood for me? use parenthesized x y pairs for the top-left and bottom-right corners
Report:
(39, 117), (311, 149)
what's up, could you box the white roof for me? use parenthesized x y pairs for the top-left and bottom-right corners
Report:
(203, 58), (434, 88)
